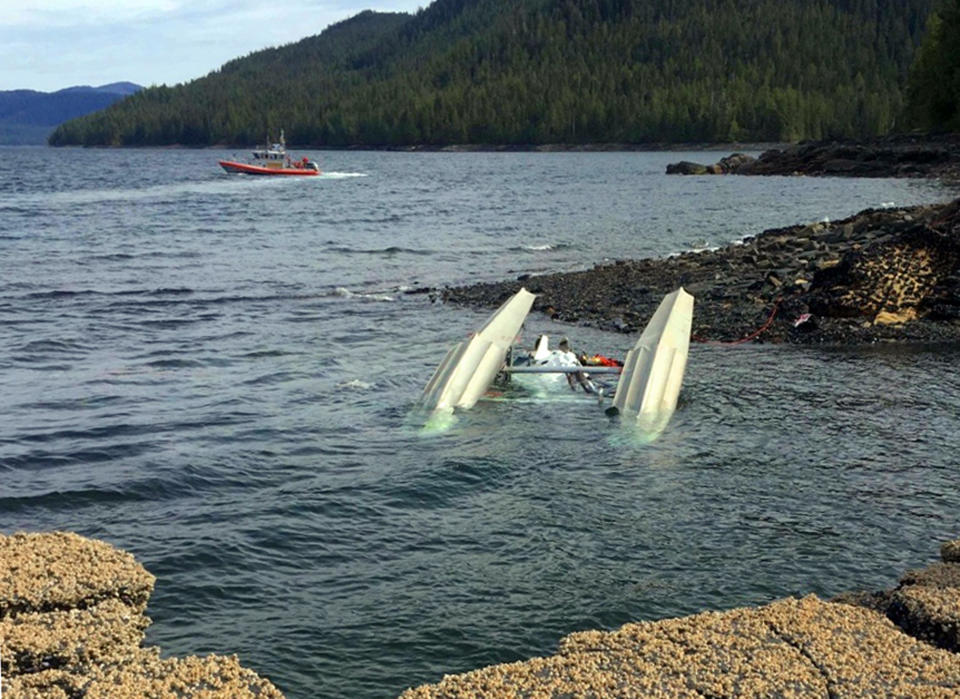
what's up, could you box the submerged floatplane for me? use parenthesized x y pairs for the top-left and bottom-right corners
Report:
(418, 287), (694, 431)
(219, 130), (320, 176)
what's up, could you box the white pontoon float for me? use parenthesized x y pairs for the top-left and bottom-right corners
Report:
(418, 287), (694, 428)
(420, 288), (537, 412)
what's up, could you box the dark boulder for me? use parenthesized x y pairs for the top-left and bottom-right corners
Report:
(665, 160), (708, 175)
(716, 152), (756, 172)
(666, 152), (756, 175)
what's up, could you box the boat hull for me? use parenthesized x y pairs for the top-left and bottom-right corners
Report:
(219, 160), (319, 176)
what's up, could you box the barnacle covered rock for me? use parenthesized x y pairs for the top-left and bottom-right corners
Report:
(0, 531), (284, 698)
(0, 597), (148, 675)
(402, 595), (960, 697)
(0, 531), (155, 616)
(404, 539), (960, 698)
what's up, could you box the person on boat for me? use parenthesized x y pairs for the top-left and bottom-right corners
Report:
(558, 337), (597, 393)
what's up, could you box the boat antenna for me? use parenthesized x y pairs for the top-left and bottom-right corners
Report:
(280, 129), (285, 149)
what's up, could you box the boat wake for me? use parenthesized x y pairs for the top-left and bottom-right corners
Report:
(319, 172), (368, 179)
(6, 178), (281, 209)
(520, 243), (555, 251)
(16, 169), (365, 210)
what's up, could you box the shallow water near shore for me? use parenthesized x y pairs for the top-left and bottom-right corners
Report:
(2, 147), (959, 697)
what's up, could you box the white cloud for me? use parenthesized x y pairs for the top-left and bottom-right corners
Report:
(6, 1), (186, 27)
(0, 0), (424, 91)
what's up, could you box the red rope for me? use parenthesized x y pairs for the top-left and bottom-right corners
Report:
(692, 298), (781, 346)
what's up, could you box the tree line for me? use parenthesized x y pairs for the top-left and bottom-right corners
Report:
(49, 0), (944, 147)
(906, 0), (960, 131)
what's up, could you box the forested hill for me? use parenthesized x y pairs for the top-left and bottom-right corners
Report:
(50, 0), (937, 147)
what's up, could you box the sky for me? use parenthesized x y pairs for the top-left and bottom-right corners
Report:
(1, 1), (427, 92)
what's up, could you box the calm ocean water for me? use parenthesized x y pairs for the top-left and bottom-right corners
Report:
(2, 147), (959, 697)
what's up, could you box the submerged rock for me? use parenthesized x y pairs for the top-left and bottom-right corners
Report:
(0, 531), (283, 698)
(667, 152), (758, 175)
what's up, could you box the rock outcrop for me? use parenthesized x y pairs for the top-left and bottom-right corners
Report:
(667, 153), (757, 175)
(403, 540), (960, 698)
(0, 531), (283, 698)
(437, 197), (960, 345)
(837, 539), (960, 656)
(667, 134), (960, 179)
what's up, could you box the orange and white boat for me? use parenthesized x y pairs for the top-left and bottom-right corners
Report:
(219, 130), (320, 176)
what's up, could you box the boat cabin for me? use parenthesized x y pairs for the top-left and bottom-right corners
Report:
(247, 130), (319, 172)
(251, 130), (289, 169)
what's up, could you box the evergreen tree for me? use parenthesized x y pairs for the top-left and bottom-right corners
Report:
(49, 0), (939, 147)
(905, 0), (960, 130)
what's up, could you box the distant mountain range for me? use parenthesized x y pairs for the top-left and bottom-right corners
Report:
(0, 82), (141, 145)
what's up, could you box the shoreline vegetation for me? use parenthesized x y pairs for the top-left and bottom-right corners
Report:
(15, 0), (958, 693)
(46, 1), (940, 149)
(3, 531), (957, 697)
(436, 136), (960, 346)
(43, 141), (790, 152)
(30, 136), (947, 157)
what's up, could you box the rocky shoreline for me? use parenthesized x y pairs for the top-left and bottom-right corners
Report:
(436, 197), (960, 345)
(666, 134), (960, 180)
(0, 531), (284, 698)
(403, 538), (960, 697)
(3, 532), (958, 696)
